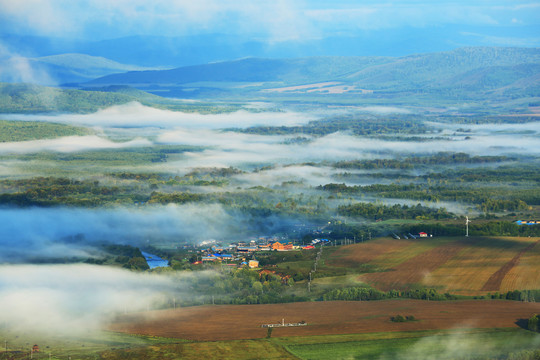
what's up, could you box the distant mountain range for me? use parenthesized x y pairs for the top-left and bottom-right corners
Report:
(3, 25), (538, 67)
(0, 53), (156, 85)
(82, 47), (540, 99)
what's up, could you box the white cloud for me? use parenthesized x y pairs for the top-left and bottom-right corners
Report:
(0, 135), (151, 153)
(0, 204), (240, 263)
(2, 0), (536, 41)
(2, 102), (315, 129)
(0, 0), (313, 41)
(0, 264), (175, 334)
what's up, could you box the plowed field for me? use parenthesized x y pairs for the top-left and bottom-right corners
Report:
(110, 300), (540, 341)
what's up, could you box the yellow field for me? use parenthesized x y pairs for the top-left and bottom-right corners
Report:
(502, 239), (540, 291)
(426, 237), (534, 294)
(329, 236), (540, 295)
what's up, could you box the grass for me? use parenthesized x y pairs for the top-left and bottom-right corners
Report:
(0, 329), (185, 359)
(277, 328), (540, 360)
(7, 327), (537, 360)
(100, 339), (297, 360)
(0, 120), (93, 142)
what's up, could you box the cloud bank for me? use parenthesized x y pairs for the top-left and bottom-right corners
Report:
(2, 102), (315, 129)
(0, 264), (175, 334)
(1, 0), (538, 42)
(0, 135), (151, 154)
(0, 204), (240, 262)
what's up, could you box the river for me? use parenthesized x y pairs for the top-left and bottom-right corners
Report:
(141, 251), (169, 269)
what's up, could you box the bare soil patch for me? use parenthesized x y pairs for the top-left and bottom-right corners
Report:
(328, 238), (413, 267)
(110, 300), (540, 341)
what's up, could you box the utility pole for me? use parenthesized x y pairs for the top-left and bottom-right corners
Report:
(465, 216), (471, 237)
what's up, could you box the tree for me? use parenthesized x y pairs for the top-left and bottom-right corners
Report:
(528, 314), (539, 332)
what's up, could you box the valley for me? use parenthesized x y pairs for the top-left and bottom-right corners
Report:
(0, 21), (539, 359)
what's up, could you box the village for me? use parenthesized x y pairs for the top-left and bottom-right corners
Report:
(189, 230), (432, 269)
(194, 236), (320, 269)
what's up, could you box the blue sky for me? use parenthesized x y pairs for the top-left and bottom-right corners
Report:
(0, 0), (539, 45)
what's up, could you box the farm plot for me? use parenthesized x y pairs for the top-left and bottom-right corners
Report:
(109, 300), (540, 342)
(360, 240), (466, 291)
(328, 238), (430, 269)
(426, 237), (539, 295)
(328, 236), (540, 295)
(501, 239), (540, 292)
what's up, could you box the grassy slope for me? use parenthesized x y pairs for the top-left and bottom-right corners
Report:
(0, 83), (137, 113)
(0, 82), (244, 114)
(0, 120), (93, 142)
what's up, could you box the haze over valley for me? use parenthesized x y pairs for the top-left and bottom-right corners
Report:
(0, 1), (539, 359)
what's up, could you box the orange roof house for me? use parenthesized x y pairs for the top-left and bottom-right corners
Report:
(272, 242), (294, 251)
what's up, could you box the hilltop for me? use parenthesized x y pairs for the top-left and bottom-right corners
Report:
(83, 47), (540, 101)
(0, 53), (157, 86)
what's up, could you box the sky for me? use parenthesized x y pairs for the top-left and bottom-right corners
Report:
(1, 0), (539, 45)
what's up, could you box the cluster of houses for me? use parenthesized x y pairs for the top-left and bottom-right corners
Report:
(392, 232), (432, 239)
(516, 220), (539, 225)
(193, 236), (319, 268)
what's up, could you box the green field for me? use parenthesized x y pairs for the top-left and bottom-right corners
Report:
(0, 120), (93, 142)
(3, 328), (538, 359)
(279, 329), (540, 360)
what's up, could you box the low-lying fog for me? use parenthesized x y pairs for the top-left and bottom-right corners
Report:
(2, 103), (539, 160)
(0, 102), (538, 335)
(0, 204), (249, 263)
(0, 264), (179, 334)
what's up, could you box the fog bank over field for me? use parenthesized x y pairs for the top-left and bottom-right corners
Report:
(2, 104), (539, 162)
(432, 121), (540, 136)
(0, 264), (176, 334)
(1, 102), (315, 129)
(161, 130), (540, 171)
(0, 204), (242, 262)
(0, 135), (152, 153)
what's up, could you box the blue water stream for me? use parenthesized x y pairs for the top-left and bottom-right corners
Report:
(141, 251), (169, 269)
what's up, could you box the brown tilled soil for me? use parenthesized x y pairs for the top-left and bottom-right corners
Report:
(109, 300), (540, 341)
(360, 242), (466, 291)
(328, 238), (413, 267)
(481, 240), (540, 291)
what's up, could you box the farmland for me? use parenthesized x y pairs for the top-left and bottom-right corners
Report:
(109, 300), (539, 341)
(327, 236), (540, 295)
(0, 41), (539, 360)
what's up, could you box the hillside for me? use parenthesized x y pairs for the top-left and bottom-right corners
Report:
(84, 47), (540, 100)
(0, 53), (156, 85)
(0, 83), (140, 113)
(86, 56), (391, 85)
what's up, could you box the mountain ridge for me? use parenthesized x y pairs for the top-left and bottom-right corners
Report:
(82, 47), (540, 98)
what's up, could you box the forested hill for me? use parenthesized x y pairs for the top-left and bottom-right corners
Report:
(85, 47), (540, 97)
(0, 83), (142, 113)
